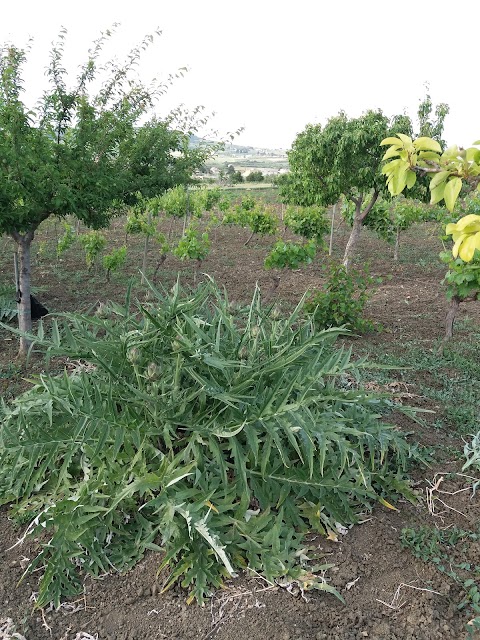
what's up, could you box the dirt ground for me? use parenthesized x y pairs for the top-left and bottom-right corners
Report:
(1, 211), (480, 639)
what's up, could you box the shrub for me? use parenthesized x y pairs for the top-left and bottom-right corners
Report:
(284, 205), (329, 243)
(306, 264), (376, 332)
(56, 223), (76, 257)
(440, 251), (480, 301)
(174, 225), (210, 262)
(78, 231), (107, 269)
(102, 246), (127, 281)
(229, 170), (244, 184)
(264, 240), (316, 269)
(246, 171), (265, 183)
(222, 200), (277, 238)
(0, 281), (418, 608)
(160, 185), (188, 218)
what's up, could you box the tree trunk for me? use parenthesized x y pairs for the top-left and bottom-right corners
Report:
(342, 215), (362, 270)
(329, 202), (337, 256)
(393, 227), (400, 262)
(13, 231), (34, 358)
(444, 295), (461, 341)
(342, 191), (379, 270)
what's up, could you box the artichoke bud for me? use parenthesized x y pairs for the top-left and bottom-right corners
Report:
(238, 345), (249, 360)
(146, 362), (160, 380)
(126, 347), (141, 365)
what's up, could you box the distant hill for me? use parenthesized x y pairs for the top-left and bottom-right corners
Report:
(189, 135), (287, 157)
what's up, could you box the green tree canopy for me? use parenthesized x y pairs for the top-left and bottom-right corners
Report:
(0, 29), (215, 354)
(279, 110), (413, 267)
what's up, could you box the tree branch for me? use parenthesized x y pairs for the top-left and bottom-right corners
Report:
(358, 190), (379, 222)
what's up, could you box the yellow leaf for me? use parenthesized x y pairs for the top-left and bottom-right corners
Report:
(418, 151), (440, 161)
(430, 171), (450, 189)
(430, 182), (446, 205)
(396, 133), (413, 146)
(452, 233), (467, 258)
(326, 530), (339, 542)
(465, 148), (480, 163)
(381, 159), (401, 175)
(461, 220), (480, 235)
(458, 232), (480, 262)
(444, 177), (463, 212)
(391, 164), (408, 195)
(455, 214), (480, 231)
(380, 137), (403, 147)
(413, 137), (442, 153)
(445, 223), (458, 236)
(205, 500), (219, 513)
(382, 146), (401, 161)
(379, 497), (399, 511)
(406, 170), (416, 189)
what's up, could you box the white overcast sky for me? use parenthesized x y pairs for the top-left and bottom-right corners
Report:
(2, 0), (478, 150)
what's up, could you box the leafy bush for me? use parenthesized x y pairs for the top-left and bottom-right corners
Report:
(229, 170), (244, 184)
(160, 185), (188, 218)
(174, 225), (210, 262)
(246, 171), (265, 183)
(103, 246), (127, 281)
(284, 205), (329, 243)
(0, 281), (418, 608)
(190, 187), (222, 216)
(79, 231), (107, 269)
(305, 264), (376, 332)
(440, 252), (480, 301)
(56, 223), (76, 257)
(264, 240), (316, 269)
(125, 211), (157, 237)
(223, 199), (277, 238)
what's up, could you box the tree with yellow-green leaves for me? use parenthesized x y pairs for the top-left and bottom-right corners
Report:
(381, 134), (480, 261)
(381, 134), (480, 340)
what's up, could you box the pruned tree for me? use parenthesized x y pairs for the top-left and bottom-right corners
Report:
(279, 110), (413, 269)
(0, 28), (215, 356)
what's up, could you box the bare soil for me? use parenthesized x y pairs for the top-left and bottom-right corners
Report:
(1, 212), (480, 640)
